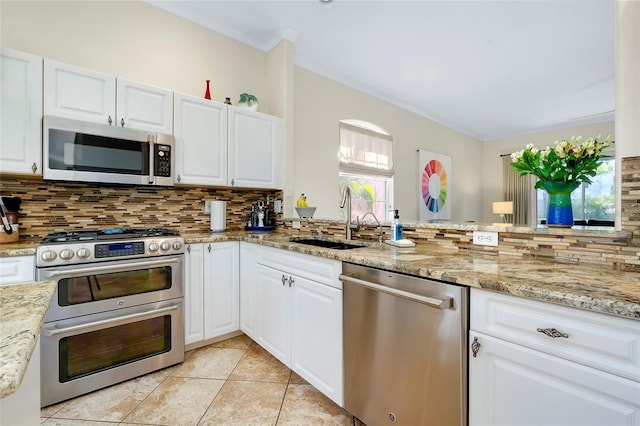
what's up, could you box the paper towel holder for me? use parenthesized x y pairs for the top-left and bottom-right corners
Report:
(209, 200), (227, 233)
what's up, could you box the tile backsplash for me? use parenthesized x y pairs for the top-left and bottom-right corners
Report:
(0, 177), (281, 238)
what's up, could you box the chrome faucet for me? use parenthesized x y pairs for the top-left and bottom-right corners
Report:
(358, 212), (384, 242)
(340, 186), (357, 240)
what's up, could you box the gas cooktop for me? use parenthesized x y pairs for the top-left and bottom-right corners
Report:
(41, 227), (179, 244)
(37, 227), (184, 267)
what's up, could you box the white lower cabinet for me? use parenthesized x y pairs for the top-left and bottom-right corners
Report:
(184, 242), (239, 349)
(469, 289), (640, 426)
(0, 255), (35, 286)
(239, 241), (258, 340)
(244, 244), (343, 406)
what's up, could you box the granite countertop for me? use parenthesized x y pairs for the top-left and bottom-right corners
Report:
(1, 232), (638, 320)
(0, 280), (56, 399)
(183, 231), (640, 321)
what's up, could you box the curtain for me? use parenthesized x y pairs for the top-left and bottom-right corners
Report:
(502, 156), (531, 225)
(339, 122), (394, 177)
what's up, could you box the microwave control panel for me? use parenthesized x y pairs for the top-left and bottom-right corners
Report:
(155, 145), (172, 177)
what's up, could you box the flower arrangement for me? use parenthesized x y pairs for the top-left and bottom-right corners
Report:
(510, 135), (612, 189)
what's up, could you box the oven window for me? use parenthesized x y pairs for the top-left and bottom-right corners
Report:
(58, 267), (172, 306)
(59, 315), (171, 382)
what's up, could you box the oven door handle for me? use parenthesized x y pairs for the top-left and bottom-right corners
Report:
(39, 257), (182, 279)
(339, 274), (453, 310)
(42, 304), (179, 337)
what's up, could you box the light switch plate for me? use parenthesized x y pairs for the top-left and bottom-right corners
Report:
(473, 231), (499, 246)
(292, 220), (301, 229)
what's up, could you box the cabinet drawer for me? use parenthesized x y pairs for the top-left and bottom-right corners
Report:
(257, 246), (341, 289)
(471, 288), (640, 381)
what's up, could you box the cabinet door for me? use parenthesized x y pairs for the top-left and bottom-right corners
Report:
(116, 78), (173, 133)
(291, 275), (343, 406)
(203, 242), (239, 339)
(174, 93), (228, 186)
(256, 264), (291, 365)
(0, 255), (35, 286)
(239, 242), (258, 340)
(184, 244), (204, 345)
(0, 48), (42, 175)
(44, 59), (115, 125)
(228, 107), (282, 189)
(469, 331), (640, 426)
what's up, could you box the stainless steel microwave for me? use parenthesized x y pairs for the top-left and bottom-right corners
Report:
(43, 116), (174, 186)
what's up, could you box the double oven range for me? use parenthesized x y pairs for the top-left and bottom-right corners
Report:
(36, 227), (185, 407)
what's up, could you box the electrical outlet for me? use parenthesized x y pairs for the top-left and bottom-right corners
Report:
(204, 200), (212, 213)
(292, 220), (301, 229)
(274, 199), (282, 213)
(473, 231), (499, 247)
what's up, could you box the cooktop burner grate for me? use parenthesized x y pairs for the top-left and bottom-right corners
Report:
(41, 227), (179, 244)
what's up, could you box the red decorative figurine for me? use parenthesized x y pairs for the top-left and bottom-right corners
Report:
(204, 80), (211, 100)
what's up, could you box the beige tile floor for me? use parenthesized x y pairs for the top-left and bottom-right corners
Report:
(40, 334), (353, 426)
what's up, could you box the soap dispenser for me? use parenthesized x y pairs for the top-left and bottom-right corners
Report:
(391, 209), (403, 241)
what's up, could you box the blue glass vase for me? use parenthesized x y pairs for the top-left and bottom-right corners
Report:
(543, 181), (579, 227)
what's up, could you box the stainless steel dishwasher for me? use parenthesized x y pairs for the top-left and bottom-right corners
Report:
(341, 263), (468, 426)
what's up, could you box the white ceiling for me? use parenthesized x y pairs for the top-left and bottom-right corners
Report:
(147, 0), (615, 141)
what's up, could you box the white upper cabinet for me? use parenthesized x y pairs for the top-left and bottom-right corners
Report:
(44, 59), (115, 124)
(228, 106), (282, 189)
(44, 59), (172, 133)
(0, 48), (43, 175)
(116, 78), (173, 134)
(174, 93), (228, 186)
(174, 96), (282, 189)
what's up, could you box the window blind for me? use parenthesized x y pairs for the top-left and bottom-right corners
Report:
(339, 121), (394, 177)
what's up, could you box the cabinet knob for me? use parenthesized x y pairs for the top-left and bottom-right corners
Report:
(536, 328), (569, 339)
(471, 336), (481, 358)
(120, 117), (125, 127)
(108, 115), (113, 125)
(31, 162), (38, 173)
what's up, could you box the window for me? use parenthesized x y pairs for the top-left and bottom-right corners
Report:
(537, 156), (615, 224)
(339, 120), (394, 221)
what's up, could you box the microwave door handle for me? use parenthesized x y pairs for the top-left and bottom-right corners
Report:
(148, 135), (155, 184)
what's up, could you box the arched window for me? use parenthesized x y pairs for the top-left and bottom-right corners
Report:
(339, 120), (394, 221)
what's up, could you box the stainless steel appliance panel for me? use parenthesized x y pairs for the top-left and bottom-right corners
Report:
(341, 263), (468, 426)
(40, 298), (184, 407)
(43, 115), (174, 186)
(38, 255), (183, 322)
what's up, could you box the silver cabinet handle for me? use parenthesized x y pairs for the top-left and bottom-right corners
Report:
(187, 245), (191, 254)
(120, 117), (125, 127)
(31, 162), (38, 173)
(281, 274), (286, 286)
(537, 328), (569, 339)
(42, 304), (179, 337)
(208, 244), (212, 253)
(108, 115), (113, 125)
(230, 178), (235, 186)
(339, 274), (453, 310)
(177, 175), (181, 183)
(288, 276), (294, 287)
(472, 336), (481, 358)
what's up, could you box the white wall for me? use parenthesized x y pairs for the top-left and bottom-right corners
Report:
(293, 67), (483, 222)
(481, 121), (615, 223)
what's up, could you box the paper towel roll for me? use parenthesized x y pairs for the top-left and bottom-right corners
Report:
(210, 200), (226, 232)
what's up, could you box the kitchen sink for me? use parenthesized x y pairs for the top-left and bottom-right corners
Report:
(289, 238), (368, 250)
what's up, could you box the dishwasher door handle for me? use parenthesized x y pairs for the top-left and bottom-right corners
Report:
(339, 274), (453, 310)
